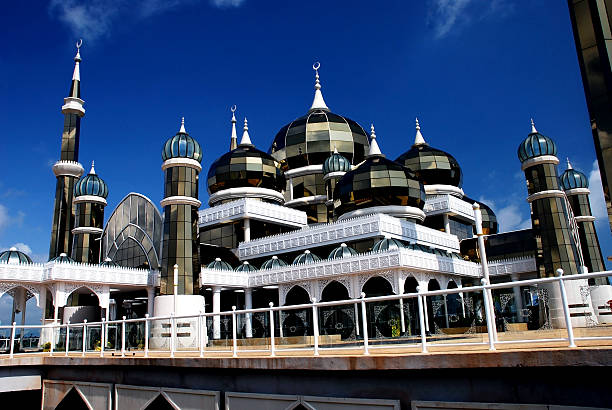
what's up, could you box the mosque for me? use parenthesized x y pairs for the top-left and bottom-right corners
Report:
(0, 42), (610, 351)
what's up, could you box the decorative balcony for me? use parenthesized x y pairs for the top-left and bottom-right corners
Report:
(423, 194), (475, 222)
(198, 198), (308, 229)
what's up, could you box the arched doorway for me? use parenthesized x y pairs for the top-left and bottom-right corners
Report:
(320, 281), (354, 340)
(282, 286), (311, 337)
(362, 276), (399, 338)
(403, 277), (420, 336)
(0, 286), (42, 352)
(426, 279), (445, 333)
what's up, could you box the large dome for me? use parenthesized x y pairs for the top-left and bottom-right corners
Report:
(395, 120), (462, 187)
(334, 154), (425, 217)
(161, 118), (203, 163)
(269, 110), (369, 170)
(207, 144), (285, 195)
(74, 162), (108, 198)
(517, 121), (557, 163)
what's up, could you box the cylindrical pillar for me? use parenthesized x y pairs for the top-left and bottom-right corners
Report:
(147, 287), (155, 317)
(244, 218), (251, 243)
(244, 288), (253, 338)
(213, 286), (221, 339)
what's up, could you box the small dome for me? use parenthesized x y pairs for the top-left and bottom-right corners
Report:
(74, 163), (108, 198)
(235, 261), (258, 272)
(517, 122), (557, 162)
(328, 243), (358, 259)
(396, 145), (463, 187)
(560, 167), (588, 190)
(292, 250), (321, 265)
(206, 257), (233, 271)
(269, 110), (369, 170)
(372, 237), (406, 252)
(162, 119), (203, 163)
(464, 197), (498, 235)
(260, 255), (288, 270)
(207, 145), (285, 195)
(0, 247), (33, 264)
(50, 253), (74, 263)
(323, 149), (351, 175)
(334, 156), (425, 217)
(100, 257), (119, 267)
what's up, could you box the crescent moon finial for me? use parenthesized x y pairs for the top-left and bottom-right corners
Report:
(231, 105), (237, 113)
(313, 61), (320, 71)
(76, 39), (83, 49)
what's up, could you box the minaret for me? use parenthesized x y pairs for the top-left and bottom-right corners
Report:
(71, 162), (108, 264)
(560, 159), (606, 279)
(230, 105), (238, 150)
(517, 120), (583, 277)
(49, 40), (86, 260)
(160, 118), (202, 295)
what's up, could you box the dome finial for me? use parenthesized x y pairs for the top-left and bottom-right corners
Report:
(333, 145), (338, 154)
(72, 39), (83, 81)
(89, 160), (96, 175)
(566, 157), (573, 170)
(230, 105), (238, 150)
(240, 117), (252, 145)
(414, 117), (427, 146)
(367, 123), (383, 157)
(179, 117), (186, 133)
(530, 118), (537, 134)
(309, 62), (329, 112)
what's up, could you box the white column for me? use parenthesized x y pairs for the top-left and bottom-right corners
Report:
(245, 288), (253, 338)
(243, 218), (251, 243)
(443, 214), (451, 234)
(289, 177), (294, 201)
(39, 287), (47, 324)
(511, 273), (524, 322)
(213, 286), (221, 339)
(146, 287), (155, 317)
(443, 295), (449, 329)
(458, 284), (466, 317)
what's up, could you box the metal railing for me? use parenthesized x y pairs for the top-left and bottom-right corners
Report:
(1, 269), (611, 359)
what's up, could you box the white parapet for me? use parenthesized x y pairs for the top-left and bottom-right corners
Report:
(540, 277), (597, 328)
(150, 295), (205, 350)
(590, 285), (612, 324)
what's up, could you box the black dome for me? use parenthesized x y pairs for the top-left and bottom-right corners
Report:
(465, 196), (498, 235)
(396, 145), (463, 187)
(334, 155), (425, 217)
(207, 145), (285, 195)
(269, 109), (369, 170)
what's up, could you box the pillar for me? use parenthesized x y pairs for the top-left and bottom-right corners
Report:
(147, 287), (155, 318)
(212, 286), (221, 339)
(244, 218), (251, 243)
(443, 214), (451, 234)
(245, 288), (253, 338)
(510, 273), (524, 322)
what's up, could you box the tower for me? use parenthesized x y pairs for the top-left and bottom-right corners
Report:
(560, 159), (606, 280)
(49, 41), (85, 260)
(160, 118), (202, 295)
(517, 120), (583, 277)
(71, 162), (108, 264)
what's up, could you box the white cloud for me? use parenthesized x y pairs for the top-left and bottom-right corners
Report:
(11, 243), (32, 255)
(588, 160), (609, 225)
(428, 0), (515, 39)
(49, 0), (246, 41)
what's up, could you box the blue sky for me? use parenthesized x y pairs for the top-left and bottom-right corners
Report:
(0, 0), (610, 274)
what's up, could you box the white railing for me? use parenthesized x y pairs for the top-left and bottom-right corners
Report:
(0, 260), (157, 287)
(198, 198), (308, 228)
(238, 213), (461, 260)
(3, 269), (611, 359)
(424, 194), (475, 222)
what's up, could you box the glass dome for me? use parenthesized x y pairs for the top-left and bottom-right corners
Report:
(162, 122), (202, 163)
(75, 165), (108, 198)
(260, 255), (288, 270)
(50, 253), (74, 263)
(323, 150), (351, 175)
(292, 250), (321, 265)
(235, 261), (258, 272)
(372, 237), (406, 252)
(0, 247), (32, 264)
(206, 257), (233, 271)
(100, 257), (119, 267)
(269, 110), (369, 170)
(334, 156), (425, 217)
(560, 168), (589, 190)
(207, 145), (285, 195)
(517, 129), (557, 162)
(396, 145), (463, 187)
(328, 243), (358, 259)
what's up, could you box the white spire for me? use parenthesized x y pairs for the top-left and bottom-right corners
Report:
(368, 124), (383, 157)
(72, 39), (82, 81)
(567, 157), (573, 170)
(179, 117), (186, 133)
(309, 62), (329, 111)
(414, 117), (427, 146)
(230, 105), (238, 150)
(333, 145), (339, 154)
(89, 160), (96, 175)
(240, 117), (252, 145)
(530, 118), (538, 134)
